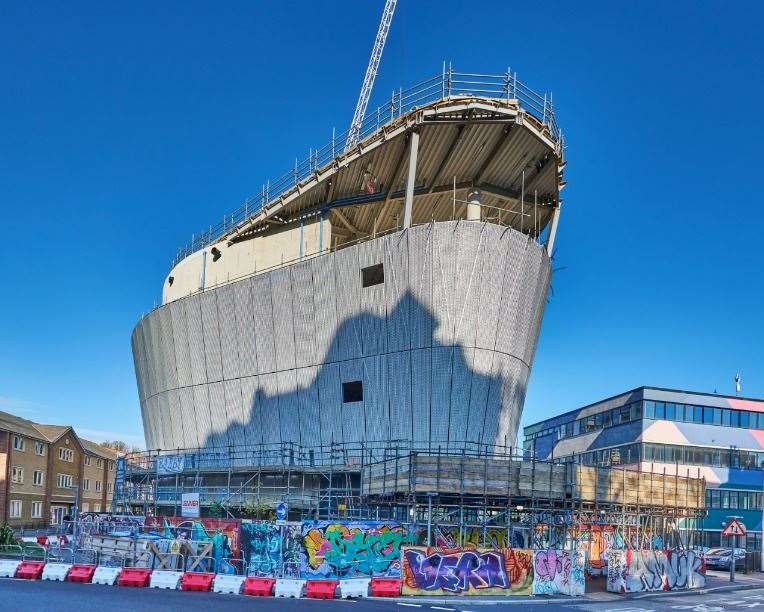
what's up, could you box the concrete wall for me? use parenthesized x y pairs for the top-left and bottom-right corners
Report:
(133, 221), (551, 452)
(164, 216), (332, 304)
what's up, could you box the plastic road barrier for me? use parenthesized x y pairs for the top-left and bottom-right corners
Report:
(0, 560), (21, 578)
(339, 578), (370, 598)
(16, 561), (45, 580)
(118, 568), (152, 587)
(213, 575), (246, 595)
(181, 572), (215, 592)
(306, 579), (338, 599)
(68, 564), (97, 583)
(274, 578), (305, 598)
(243, 577), (276, 596)
(42, 563), (72, 582)
(92, 566), (122, 585)
(150, 570), (183, 590)
(370, 577), (402, 597)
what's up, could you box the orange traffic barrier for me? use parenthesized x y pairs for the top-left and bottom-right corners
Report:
(68, 564), (97, 583)
(118, 568), (152, 587)
(370, 577), (402, 597)
(306, 579), (338, 599)
(181, 572), (215, 592)
(243, 577), (275, 596)
(16, 562), (45, 580)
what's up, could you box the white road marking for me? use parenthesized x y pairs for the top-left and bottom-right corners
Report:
(430, 608), (454, 611)
(396, 605), (422, 609)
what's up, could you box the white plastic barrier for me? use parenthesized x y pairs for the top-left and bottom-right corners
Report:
(275, 578), (305, 598)
(92, 566), (122, 585)
(0, 560), (21, 578)
(339, 577), (370, 599)
(149, 570), (183, 590)
(213, 574), (246, 594)
(42, 563), (72, 582)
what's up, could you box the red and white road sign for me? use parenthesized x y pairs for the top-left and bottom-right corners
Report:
(722, 518), (747, 537)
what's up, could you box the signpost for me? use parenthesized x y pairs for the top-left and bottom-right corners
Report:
(181, 493), (200, 518)
(722, 516), (747, 582)
(275, 501), (288, 525)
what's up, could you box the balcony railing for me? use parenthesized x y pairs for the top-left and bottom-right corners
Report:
(170, 64), (562, 269)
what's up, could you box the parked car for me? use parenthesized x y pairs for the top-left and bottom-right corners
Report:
(704, 548), (746, 570)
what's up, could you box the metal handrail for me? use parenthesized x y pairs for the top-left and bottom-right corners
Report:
(169, 64), (562, 269)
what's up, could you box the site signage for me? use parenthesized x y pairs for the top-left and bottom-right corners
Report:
(722, 518), (747, 537)
(181, 493), (200, 518)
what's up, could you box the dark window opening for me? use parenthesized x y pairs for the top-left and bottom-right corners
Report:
(342, 380), (363, 403)
(361, 263), (384, 288)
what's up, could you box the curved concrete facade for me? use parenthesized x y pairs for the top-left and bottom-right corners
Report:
(131, 221), (551, 452)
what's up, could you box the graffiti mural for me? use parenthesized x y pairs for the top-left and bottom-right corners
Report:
(302, 521), (416, 578)
(531, 549), (585, 596)
(144, 516), (240, 571)
(606, 549), (705, 593)
(240, 521), (302, 576)
(401, 547), (533, 596)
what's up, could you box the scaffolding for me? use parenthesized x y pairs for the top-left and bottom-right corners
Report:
(115, 441), (705, 550)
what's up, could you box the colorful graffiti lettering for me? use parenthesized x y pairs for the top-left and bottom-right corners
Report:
(531, 549), (585, 596)
(606, 549), (705, 593)
(402, 547), (533, 596)
(302, 521), (415, 578)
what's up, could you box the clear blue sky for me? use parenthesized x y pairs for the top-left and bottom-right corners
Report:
(1, 1), (762, 448)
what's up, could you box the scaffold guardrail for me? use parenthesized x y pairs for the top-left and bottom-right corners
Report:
(170, 64), (562, 269)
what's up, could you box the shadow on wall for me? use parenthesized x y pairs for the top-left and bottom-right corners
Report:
(201, 290), (530, 452)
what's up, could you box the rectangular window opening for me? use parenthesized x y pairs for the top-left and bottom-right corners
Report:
(361, 263), (384, 288)
(342, 380), (363, 403)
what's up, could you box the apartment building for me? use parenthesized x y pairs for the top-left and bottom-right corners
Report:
(0, 409), (120, 528)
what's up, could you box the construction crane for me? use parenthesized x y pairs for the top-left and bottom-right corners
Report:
(345, 0), (397, 151)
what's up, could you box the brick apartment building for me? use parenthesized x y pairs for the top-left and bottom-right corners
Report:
(0, 410), (119, 528)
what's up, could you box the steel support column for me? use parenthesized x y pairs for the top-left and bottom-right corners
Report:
(403, 130), (419, 229)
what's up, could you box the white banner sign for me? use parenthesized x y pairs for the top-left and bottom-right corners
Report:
(181, 493), (200, 518)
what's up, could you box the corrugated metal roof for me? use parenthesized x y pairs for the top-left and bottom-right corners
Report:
(226, 96), (563, 248)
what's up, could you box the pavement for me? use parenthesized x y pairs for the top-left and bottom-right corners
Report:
(2, 571), (764, 612)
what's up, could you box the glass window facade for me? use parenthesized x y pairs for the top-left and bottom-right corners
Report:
(525, 397), (764, 451)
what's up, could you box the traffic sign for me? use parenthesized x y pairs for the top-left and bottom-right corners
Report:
(722, 518), (747, 537)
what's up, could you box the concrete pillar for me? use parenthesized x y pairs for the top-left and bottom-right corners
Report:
(199, 250), (207, 290)
(546, 204), (562, 255)
(403, 130), (420, 229)
(466, 189), (482, 221)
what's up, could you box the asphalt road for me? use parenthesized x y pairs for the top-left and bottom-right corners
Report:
(2, 580), (764, 612)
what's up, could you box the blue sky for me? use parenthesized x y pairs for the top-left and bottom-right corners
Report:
(0, 1), (762, 447)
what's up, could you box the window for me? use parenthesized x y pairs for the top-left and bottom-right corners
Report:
(96, 458), (103, 468)
(703, 406), (714, 424)
(654, 402), (665, 419)
(12, 435), (25, 451)
(666, 403), (676, 421)
(11, 466), (23, 484)
(342, 380), (363, 403)
(740, 411), (751, 428)
(9, 500), (22, 518)
(108, 461), (114, 471)
(643, 401), (655, 419)
(361, 263), (384, 288)
(95, 481), (102, 493)
(693, 406), (703, 424)
(84, 456), (91, 466)
(33, 470), (44, 486)
(58, 448), (74, 462)
(31, 502), (42, 519)
(57, 474), (74, 489)
(93, 504), (101, 513)
(83, 479), (90, 491)
(35, 441), (45, 456)
(81, 503), (90, 513)
(107, 482), (113, 493)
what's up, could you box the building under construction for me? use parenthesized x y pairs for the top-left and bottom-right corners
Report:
(125, 3), (707, 550)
